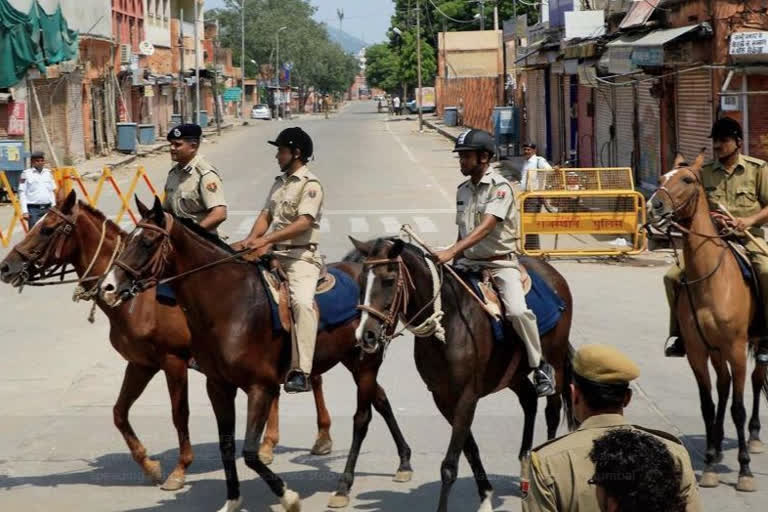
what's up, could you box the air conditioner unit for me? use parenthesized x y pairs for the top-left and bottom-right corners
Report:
(120, 44), (132, 64)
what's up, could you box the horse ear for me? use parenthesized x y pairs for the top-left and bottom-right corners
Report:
(348, 236), (372, 256)
(691, 148), (707, 173)
(387, 239), (405, 259)
(61, 189), (77, 213)
(55, 186), (70, 205)
(135, 196), (150, 218)
(151, 196), (165, 226)
(673, 153), (687, 169)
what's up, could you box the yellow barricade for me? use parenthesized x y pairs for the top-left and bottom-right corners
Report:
(523, 167), (634, 192)
(0, 171), (26, 247)
(519, 189), (647, 257)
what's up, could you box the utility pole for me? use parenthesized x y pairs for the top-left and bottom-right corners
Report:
(214, 20), (222, 136)
(494, 1), (499, 31)
(179, 7), (185, 123)
(337, 8), (344, 34)
(194, 0), (200, 125)
(480, 0), (486, 30)
(417, 0), (423, 132)
(241, 0), (246, 120)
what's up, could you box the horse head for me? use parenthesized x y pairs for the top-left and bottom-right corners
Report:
(350, 236), (414, 354)
(648, 149), (707, 228)
(0, 189), (78, 287)
(101, 196), (172, 307)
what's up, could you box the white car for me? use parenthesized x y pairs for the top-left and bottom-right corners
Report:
(251, 104), (272, 120)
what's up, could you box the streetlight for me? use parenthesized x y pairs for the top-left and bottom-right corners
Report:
(275, 26), (287, 87)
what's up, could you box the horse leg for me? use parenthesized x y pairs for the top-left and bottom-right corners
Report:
(711, 355), (731, 463)
(509, 379), (538, 460)
(113, 362), (162, 485)
(259, 393), (280, 465)
(688, 353), (719, 487)
(242, 385), (300, 512)
(310, 374), (333, 456)
(748, 363), (766, 453)
(160, 355), (194, 491)
(373, 383), (413, 482)
(730, 349), (757, 492)
(437, 389), (480, 512)
(328, 369), (377, 509)
(433, 395), (493, 512)
(206, 379), (242, 512)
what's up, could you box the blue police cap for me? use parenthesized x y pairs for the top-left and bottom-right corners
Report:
(167, 123), (202, 141)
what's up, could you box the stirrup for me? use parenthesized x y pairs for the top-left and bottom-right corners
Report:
(534, 365), (555, 397)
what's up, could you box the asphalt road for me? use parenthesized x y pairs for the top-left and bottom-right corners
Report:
(0, 102), (765, 511)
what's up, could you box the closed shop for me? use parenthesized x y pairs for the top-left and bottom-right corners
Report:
(594, 82), (614, 167)
(525, 69), (547, 156)
(578, 84), (594, 167)
(676, 69), (713, 161)
(614, 81), (634, 169)
(637, 79), (661, 191)
(550, 72), (563, 164)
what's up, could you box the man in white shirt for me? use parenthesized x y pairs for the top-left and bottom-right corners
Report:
(19, 151), (56, 228)
(393, 95), (401, 116)
(520, 143), (551, 251)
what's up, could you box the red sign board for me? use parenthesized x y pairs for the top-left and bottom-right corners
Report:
(7, 101), (26, 136)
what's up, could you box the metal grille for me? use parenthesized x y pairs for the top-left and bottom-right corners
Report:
(595, 83), (614, 166)
(615, 81), (634, 169)
(637, 79), (661, 191)
(676, 69), (713, 162)
(526, 167), (635, 192)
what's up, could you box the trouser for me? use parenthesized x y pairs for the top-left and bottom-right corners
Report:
(277, 255), (321, 375)
(664, 236), (768, 337)
(28, 203), (51, 227)
(490, 266), (543, 368)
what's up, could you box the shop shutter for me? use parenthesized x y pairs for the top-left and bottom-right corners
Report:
(594, 83), (614, 166)
(676, 69), (713, 162)
(614, 81), (634, 169)
(637, 79), (662, 191)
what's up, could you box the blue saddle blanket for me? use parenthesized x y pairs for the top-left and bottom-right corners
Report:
(265, 267), (360, 333)
(462, 267), (566, 343)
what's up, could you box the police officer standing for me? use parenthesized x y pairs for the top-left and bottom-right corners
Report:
(664, 117), (768, 364)
(234, 127), (323, 393)
(521, 344), (700, 512)
(19, 151), (56, 228)
(433, 129), (555, 396)
(163, 124), (228, 233)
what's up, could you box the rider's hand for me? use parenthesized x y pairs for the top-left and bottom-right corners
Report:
(244, 237), (269, 250)
(433, 248), (456, 265)
(733, 216), (754, 233)
(22, 213), (29, 221)
(231, 240), (246, 251)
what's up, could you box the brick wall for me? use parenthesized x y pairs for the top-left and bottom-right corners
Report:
(436, 76), (503, 133)
(748, 75), (768, 161)
(29, 78), (70, 164)
(145, 47), (173, 74)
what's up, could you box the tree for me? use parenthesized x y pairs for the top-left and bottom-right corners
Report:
(365, 43), (401, 92)
(396, 29), (436, 96)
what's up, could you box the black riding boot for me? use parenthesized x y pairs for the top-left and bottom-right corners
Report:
(664, 337), (686, 357)
(533, 362), (556, 397)
(757, 338), (768, 365)
(284, 370), (311, 393)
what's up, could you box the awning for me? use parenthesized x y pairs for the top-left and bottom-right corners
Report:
(607, 23), (712, 48)
(619, 0), (661, 30)
(515, 37), (552, 64)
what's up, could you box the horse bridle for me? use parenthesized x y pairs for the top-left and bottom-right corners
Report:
(11, 206), (77, 286)
(358, 257), (415, 340)
(114, 215), (175, 295)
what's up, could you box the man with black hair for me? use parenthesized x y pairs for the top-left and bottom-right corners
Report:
(521, 344), (700, 511)
(589, 429), (687, 512)
(235, 127), (323, 393)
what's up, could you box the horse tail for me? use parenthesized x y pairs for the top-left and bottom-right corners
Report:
(561, 342), (577, 431)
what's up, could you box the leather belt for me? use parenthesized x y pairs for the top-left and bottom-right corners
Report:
(274, 244), (316, 251)
(476, 253), (515, 262)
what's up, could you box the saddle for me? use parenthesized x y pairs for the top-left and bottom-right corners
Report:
(471, 266), (533, 319)
(724, 240), (764, 337)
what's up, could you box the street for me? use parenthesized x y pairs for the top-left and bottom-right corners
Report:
(0, 101), (765, 511)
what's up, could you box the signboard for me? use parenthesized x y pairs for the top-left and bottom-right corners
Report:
(139, 41), (155, 56)
(522, 211), (639, 235)
(631, 46), (664, 67)
(222, 87), (242, 102)
(730, 32), (768, 57)
(144, 86), (154, 97)
(415, 87), (435, 108)
(7, 101), (26, 136)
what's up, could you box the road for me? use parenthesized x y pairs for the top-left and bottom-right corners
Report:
(0, 102), (765, 511)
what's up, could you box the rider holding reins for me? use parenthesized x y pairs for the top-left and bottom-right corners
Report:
(434, 129), (556, 397)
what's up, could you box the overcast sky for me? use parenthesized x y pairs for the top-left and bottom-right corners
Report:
(205, 0), (395, 44)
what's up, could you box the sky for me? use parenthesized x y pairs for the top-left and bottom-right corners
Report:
(205, 0), (395, 44)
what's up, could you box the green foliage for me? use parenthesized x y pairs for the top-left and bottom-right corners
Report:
(365, 43), (401, 92)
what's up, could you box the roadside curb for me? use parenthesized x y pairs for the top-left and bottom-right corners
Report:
(423, 118), (459, 142)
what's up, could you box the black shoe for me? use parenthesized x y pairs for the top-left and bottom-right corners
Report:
(664, 337), (686, 358)
(533, 363), (556, 397)
(187, 357), (202, 373)
(284, 371), (311, 393)
(757, 343), (768, 366)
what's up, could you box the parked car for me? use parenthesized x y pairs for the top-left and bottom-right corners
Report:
(405, 99), (436, 114)
(250, 104), (272, 120)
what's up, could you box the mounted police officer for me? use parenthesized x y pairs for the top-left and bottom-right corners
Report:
(521, 344), (700, 512)
(433, 129), (555, 397)
(235, 127), (323, 393)
(163, 123), (228, 233)
(664, 117), (768, 364)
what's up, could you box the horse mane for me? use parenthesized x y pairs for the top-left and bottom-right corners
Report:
(174, 215), (236, 254)
(78, 201), (127, 235)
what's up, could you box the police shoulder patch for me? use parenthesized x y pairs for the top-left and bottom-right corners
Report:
(206, 182), (218, 193)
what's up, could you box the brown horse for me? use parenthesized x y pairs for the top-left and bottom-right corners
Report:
(0, 190), (333, 490)
(350, 236), (575, 512)
(99, 197), (414, 511)
(648, 154), (768, 492)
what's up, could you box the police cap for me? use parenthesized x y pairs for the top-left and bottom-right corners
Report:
(167, 123), (202, 142)
(453, 129), (495, 156)
(573, 344), (640, 385)
(710, 117), (743, 141)
(268, 127), (314, 161)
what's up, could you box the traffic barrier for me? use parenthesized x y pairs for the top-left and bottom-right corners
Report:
(518, 189), (647, 257)
(0, 166), (163, 248)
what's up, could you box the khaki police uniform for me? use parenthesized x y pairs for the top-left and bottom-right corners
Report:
(163, 154), (227, 231)
(664, 154), (768, 337)
(263, 165), (324, 375)
(521, 344), (701, 512)
(454, 168), (542, 368)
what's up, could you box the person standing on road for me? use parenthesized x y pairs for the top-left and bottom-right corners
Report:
(520, 143), (552, 251)
(19, 151), (56, 228)
(393, 95), (401, 116)
(162, 123), (228, 234)
(234, 127), (323, 394)
(433, 129), (556, 397)
(521, 344), (700, 512)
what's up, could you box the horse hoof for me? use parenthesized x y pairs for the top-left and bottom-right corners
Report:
(749, 439), (766, 454)
(477, 491), (494, 512)
(259, 449), (275, 465)
(393, 470), (413, 483)
(143, 459), (163, 485)
(161, 473), (185, 491)
(327, 493), (350, 509)
(280, 488), (301, 512)
(737, 475), (757, 492)
(310, 436), (333, 456)
(216, 497), (243, 512)
(699, 471), (719, 488)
